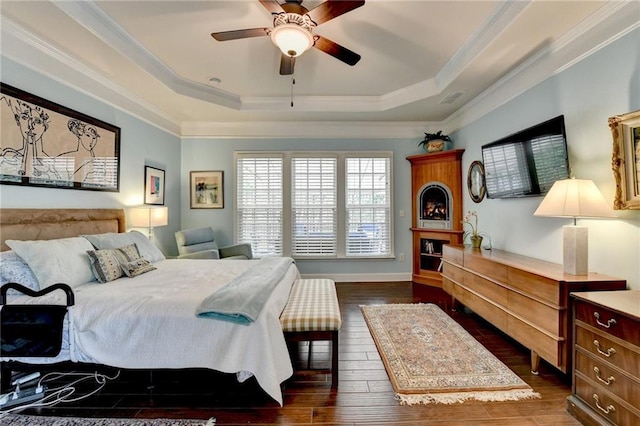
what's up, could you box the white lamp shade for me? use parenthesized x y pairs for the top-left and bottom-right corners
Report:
(533, 179), (616, 219)
(270, 24), (313, 57)
(130, 206), (168, 228)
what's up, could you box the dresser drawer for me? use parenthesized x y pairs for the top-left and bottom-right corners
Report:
(575, 300), (640, 348)
(442, 245), (463, 265)
(575, 375), (640, 426)
(575, 326), (640, 379)
(507, 315), (561, 368)
(449, 282), (507, 332)
(442, 262), (464, 284)
(464, 271), (508, 307)
(442, 277), (454, 296)
(463, 254), (508, 284)
(508, 268), (559, 305)
(507, 290), (560, 335)
(575, 349), (640, 407)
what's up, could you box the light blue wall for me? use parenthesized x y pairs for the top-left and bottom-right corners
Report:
(0, 57), (182, 256)
(180, 138), (421, 277)
(451, 28), (640, 289)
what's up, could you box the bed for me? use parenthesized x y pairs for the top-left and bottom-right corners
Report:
(0, 209), (299, 405)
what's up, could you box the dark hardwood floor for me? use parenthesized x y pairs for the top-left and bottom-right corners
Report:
(14, 282), (580, 425)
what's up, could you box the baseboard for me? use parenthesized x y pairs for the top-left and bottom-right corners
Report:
(299, 273), (412, 283)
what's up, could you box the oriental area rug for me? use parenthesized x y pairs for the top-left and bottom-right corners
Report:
(0, 415), (214, 426)
(360, 303), (540, 405)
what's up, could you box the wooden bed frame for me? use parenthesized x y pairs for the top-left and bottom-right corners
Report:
(0, 209), (126, 252)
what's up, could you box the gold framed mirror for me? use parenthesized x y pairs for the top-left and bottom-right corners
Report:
(610, 110), (640, 210)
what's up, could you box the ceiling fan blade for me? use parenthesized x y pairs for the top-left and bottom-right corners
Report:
(211, 28), (270, 41)
(280, 54), (295, 75)
(306, 1), (365, 26)
(259, 0), (285, 15)
(313, 35), (361, 66)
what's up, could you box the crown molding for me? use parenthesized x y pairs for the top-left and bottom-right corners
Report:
(442, 1), (639, 134)
(435, 0), (531, 89)
(1, 16), (182, 137)
(50, 0), (526, 113)
(181, 120), (435, 139)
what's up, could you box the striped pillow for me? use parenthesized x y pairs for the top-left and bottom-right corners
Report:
(87, 244), (141, 283)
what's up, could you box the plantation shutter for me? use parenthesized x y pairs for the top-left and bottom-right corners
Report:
(345, 157), (391, 257)
(291, 157), (337, 256)
(236, 155), (283, 257)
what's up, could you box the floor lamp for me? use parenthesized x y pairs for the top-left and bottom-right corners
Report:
(533, 178), (616, 275)
(130, 206), (168, 241)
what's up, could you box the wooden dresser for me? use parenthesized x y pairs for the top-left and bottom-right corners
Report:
(568, 291), (640, 426)
(441, 245), (627, 374)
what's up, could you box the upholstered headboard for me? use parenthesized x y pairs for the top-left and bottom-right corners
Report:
(0, 209), (126, 251)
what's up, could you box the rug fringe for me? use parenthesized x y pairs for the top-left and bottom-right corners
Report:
(396, 389), (541, 406)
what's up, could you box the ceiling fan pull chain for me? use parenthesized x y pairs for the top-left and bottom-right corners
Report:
(290, 65), (296, 107)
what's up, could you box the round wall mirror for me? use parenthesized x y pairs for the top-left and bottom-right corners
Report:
(467, 160), (486, 203)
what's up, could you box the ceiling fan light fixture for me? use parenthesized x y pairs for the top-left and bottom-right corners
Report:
(270, 23), (313, 57)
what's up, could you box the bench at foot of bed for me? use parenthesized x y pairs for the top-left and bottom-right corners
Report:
(280, 278), (342, 388)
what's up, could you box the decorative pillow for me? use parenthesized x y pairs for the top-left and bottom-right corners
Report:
(0, 250), (40, 291)
(120, 258), (157, 278)
(82, 231), (165, 263)
(6, 237), (96, 289)
(86, 244), (141, 283)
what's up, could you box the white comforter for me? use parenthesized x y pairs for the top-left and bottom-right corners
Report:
(3, 259), (299, 405)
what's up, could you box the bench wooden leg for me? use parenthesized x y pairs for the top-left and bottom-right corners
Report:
(331, 330), (339, 388)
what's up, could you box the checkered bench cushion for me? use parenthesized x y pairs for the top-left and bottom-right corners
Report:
(280, 279), (342, 332)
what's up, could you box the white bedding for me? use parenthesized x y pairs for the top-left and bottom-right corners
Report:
(2, 258), (299, 405)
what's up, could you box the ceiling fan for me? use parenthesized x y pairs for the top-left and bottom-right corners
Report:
(211, 0), (364, 75)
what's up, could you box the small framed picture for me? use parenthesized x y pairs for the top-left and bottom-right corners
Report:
(190, 170), (223, 209)
(144, 166), (165, 205)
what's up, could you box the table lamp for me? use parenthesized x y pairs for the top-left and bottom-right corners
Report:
(533, 178), (615, 275)
(130, 206), (168, 241)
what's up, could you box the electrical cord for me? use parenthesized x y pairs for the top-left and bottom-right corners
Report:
(0, 370), (120, 419)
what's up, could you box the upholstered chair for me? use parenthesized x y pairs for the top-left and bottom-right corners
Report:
(175, 227), (252, 260)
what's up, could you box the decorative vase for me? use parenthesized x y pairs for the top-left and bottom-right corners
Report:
(425, 139), (452, 153)
(470, 235), (483, 249)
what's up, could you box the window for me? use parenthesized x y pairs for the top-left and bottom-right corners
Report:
(236, 156), (284, 257)
(346, 157), (391, 256)
(292, 157), (337, 256)
(236, 152), (393, 259)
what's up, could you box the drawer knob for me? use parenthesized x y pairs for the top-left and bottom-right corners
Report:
(593, 340), (616, 357)
(593, 367), (615, 386)
(593, 394), (615, 415)
(594, 312), (617, 329)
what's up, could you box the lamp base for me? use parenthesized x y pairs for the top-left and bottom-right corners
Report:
(563, 225), (587, 275)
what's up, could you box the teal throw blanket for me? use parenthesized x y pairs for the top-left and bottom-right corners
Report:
(195, 257), (294, 325)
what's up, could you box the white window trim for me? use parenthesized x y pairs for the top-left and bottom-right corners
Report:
(235, 151), (394, 260)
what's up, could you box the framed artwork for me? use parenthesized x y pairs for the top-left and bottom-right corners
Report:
(609, 110), (640, 210)
(190, 170), (223, 209)
(467, 160), (486, 203)
(144, 166), (165, 205)
(0, 83), (120, 192)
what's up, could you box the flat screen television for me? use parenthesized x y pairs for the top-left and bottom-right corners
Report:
(481, 115), (570, 199)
